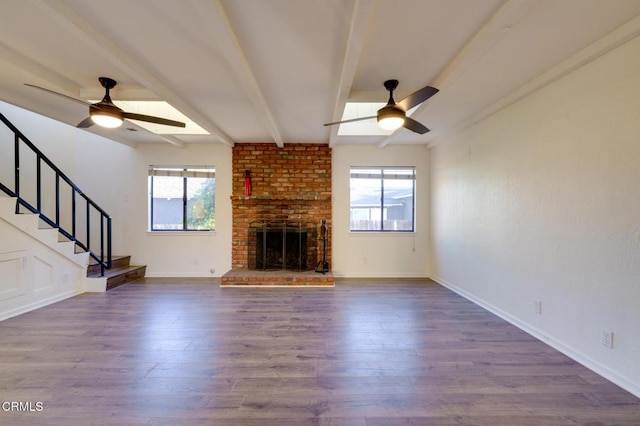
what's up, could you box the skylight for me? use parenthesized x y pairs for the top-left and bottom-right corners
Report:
(90, 100), (208, 135)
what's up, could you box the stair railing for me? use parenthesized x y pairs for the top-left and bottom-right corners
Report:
(0, 112), (112, 275)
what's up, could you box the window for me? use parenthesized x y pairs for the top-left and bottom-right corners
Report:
(350, 167), (415, 232)
(148, 166), (215, 231)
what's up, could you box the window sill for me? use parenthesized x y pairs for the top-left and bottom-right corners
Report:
(349, 231), (416, 237)
(147, 231), (216, 236)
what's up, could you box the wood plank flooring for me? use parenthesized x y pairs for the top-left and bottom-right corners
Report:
(0, 278), (638, 425)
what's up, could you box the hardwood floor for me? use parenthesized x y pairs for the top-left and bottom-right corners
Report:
(0, 278), (638, 425)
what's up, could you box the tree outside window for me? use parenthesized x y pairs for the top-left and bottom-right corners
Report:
(149, 167), (215, 231)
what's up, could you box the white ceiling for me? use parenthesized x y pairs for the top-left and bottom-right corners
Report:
(1, 0), (640, 148)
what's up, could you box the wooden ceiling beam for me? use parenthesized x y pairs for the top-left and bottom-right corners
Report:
(328, 0), (375, 148)
(194, 0), (285, 147)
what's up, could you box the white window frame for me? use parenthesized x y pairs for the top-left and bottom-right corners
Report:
(148, 166), (216, 232)
(350, 166), (416, 232)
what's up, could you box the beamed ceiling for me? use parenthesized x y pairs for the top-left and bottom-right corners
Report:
(1, 0), (640, 148)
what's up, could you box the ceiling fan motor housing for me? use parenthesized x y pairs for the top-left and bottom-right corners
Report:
(89, 102), (124, 127)
(90, 102), (124, 120)
(377, 105), (405, 130)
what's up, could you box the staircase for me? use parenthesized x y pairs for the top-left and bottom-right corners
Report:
(1, 195), (146, 292)
(87, 256), (146, 290)
(0, 195), (89, 266)
(0, 111), (145, 297)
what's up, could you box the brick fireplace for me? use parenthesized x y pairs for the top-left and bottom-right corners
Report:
(222, 143), (333, 286)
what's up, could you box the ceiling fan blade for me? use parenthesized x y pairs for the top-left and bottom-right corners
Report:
(123, 112), (186, 128)
(24, 83), (90, 107)
(403, 117), (430, 134)
(397, 85), (439, 112)
(324, 115), (377, 126)
(76, 117), (94, 128)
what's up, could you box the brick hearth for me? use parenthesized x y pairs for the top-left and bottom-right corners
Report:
(222, 143), (333, 287)
(221, 269), (334, 287)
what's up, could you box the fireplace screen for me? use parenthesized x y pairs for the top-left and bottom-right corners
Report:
(248, 220), (317, 271)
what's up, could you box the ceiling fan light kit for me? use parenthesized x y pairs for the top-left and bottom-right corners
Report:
(90, 103), (124, 128)
(91, 113), (123, 128)
(377, 106), (405, 130)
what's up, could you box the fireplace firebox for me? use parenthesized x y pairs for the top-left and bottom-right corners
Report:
(248, 220), (317, 271)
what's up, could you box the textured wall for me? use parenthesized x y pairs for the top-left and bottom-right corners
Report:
(429, 35), (640, 396)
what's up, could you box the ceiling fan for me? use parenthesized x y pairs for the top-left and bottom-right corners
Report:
(25, 77), (186, 129)
(324, 79), (438, 134)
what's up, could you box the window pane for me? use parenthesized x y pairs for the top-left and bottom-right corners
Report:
(186, 177), (215, 230)
(149, 167), (216, 232)
(383, 168), (415, 179)
(350, 176), (382, 231)
(151, 176), (184, 230)
(350, 167), (415, 232)
(383, 176), (414, 231)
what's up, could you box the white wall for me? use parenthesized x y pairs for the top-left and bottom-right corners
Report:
(0, 101), (78, 177)
(429, 35), (640, 395)
(0, 210), (85, 321)
(126, 144), (232, 277)
(332, 144), (430, 278)
(0, 102), (79, 229)
(0, 101), (233, 278)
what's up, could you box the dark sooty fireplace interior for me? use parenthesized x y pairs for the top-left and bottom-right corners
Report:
(248, 220), (317, 271)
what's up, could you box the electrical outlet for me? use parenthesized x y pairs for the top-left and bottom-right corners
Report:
(62, 272), (69, 283)
(601, 329), (613, 349)
(534, 300), (542, 315)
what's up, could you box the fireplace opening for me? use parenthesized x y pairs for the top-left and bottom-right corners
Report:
(248, 220), (316, 271)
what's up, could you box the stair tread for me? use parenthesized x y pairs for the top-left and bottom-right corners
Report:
(87, 264), (145, 279)
(87, 255), (130, 267)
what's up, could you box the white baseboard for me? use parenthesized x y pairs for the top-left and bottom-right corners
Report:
(0, 289), (82, 321)
(331, 272), (429, 279)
